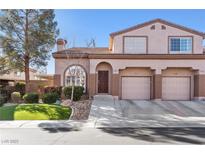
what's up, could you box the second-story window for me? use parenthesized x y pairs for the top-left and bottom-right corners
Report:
(169, 37), (192, 54)
(124, 36), (147, 54)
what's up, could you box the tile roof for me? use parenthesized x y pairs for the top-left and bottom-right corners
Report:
(53, 47), (110, 55)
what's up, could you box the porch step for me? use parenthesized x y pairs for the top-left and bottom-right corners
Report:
(93, 95), (114, 101)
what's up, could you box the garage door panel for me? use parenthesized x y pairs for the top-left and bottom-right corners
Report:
(122, 77), (150, 100)
(162, 77), (190, 100)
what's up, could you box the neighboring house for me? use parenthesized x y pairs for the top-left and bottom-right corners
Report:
(0, 40), (53, 87)
(53, 19), (205, 101)
(0, 68), (44, 86)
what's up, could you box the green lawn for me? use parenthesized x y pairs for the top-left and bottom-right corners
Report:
(0, 105), (18, 120)
(0, 104), (71, 120)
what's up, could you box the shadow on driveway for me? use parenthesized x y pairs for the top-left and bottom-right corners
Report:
(38, 122), (81, 133)
(99, 127), (205, 144)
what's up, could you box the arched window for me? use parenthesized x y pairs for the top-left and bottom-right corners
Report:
(65, 65), (86, 92)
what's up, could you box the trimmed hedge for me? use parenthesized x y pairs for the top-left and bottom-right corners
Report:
(4, 86), (15, 101)
(11, 92), (21, 103)
(15, 82), (25, 96)
(23, 93), (39, 104)
(63, 86), (84, 101)
(0, 85), (8, 105)
(0, 94), (7, 106)
(44, 86), (62, 98)
(42, 92), (59, 104)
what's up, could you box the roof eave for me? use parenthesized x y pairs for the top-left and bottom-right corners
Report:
(52, 53), (89, 59)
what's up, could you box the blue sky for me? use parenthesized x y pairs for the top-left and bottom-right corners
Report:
(47, 9), (205, 74)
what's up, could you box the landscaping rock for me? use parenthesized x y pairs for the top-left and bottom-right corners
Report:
(61, 99), (92, 120)
(61, 99), (72, 106)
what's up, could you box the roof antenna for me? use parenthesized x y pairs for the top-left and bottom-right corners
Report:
(85, 37), (96, 48)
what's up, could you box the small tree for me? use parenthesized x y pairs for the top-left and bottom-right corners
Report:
(0, 9), (59, 92)
(65, 50), (85, 102)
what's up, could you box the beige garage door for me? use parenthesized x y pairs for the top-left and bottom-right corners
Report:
(162, 77), (190, 100)
(121, 77), (150, 100)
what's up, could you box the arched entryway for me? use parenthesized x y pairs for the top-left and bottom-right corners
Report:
(96, 62), (113, 94)
(64, 65), (87, 92)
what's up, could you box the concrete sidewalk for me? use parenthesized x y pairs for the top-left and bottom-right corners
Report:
(0, 120), (94, 129)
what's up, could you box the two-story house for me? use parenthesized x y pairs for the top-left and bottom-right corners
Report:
(53, 19), (205, 101)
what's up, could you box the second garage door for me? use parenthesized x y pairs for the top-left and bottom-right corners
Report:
(121, 77), (151, 100)
(162, 77), (191, 101)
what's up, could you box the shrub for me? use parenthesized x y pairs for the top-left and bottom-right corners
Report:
(15, 82), (25, 96)
(23, 93), (39, 104)
(0, 85), (8, 105)
(11, 92), (21, 103)
(4, 86), (15, 101)
(44, 86), (62, 98)
(42, 92), (59, 104)
(0, 94), (7, 106)
(63, 86), (84, 101)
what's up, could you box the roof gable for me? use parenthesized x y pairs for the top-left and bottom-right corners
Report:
(110, 18), (205, 38)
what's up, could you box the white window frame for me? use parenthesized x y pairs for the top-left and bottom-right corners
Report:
(169, 37), (193, 54)
(123, 36), (147, 54)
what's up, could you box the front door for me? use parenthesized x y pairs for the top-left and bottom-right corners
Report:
(98, 71), (109, 93)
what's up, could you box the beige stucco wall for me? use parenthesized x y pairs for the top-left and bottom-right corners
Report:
(90, 59), (205, 75)
(120, 68), (153, 76)
(162, 68), (193, 76)
(55, 58), (90, 86)
(112, 22), (203, 54)
(54, 57), (205, 99)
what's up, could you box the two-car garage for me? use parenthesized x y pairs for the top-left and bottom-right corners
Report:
(120, 68), (193, 101)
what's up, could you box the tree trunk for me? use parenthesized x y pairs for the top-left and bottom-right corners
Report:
(24, 10), (30, 93)
(71, 84), (74, 102)
(25, 57), (30, 92)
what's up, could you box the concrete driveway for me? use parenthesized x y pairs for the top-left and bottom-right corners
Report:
(89, 95), (205, 127)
